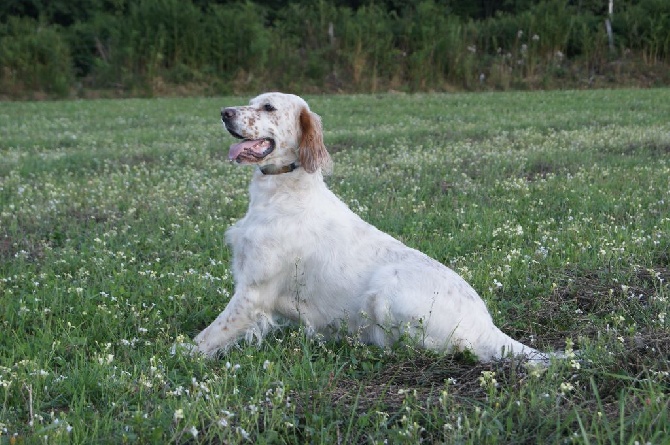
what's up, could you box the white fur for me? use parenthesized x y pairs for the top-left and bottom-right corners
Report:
(192, 92), (545, 362)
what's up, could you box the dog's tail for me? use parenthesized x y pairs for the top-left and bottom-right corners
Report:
(481, 327), (563, 364)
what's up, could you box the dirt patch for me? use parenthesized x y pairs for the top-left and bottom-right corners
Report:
(621, 141), (670, 156)
(522, 264), (669, 339)
(117, 153), (161, 167)
(523, 159), (561, 181)
(327, 139), (356, 155)
(0, 234), (45, 262)
(64, 207), (112, 225)
(291, 350), (537, 420)
(0, 207), (116, 261)
(0, 237), (14, 260)
(541, 264), (670, 375)
(654, 249), (670, 267)
(551, 266), (669, 318)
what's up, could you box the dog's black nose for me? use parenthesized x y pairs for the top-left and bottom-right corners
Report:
(221, 107), (236, 122)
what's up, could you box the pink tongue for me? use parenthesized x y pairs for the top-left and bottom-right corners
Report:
(228, 139), (261, 160)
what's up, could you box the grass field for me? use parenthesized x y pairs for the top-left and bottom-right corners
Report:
(1, 89), (669, 444)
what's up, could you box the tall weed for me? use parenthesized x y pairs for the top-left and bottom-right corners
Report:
(615, 0), (670, 64)
(338, 4), (398, 91)
(401, 1), (474, 89)
(204, 2), (271, 92)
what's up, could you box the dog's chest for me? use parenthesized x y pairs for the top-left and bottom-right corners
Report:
(225, 205), (316, 276)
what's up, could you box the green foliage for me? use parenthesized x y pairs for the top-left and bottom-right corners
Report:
(0, 17), (73, 97)
(1, 0), (670, 96)
(338, 3), (398, 90)
(401, 0), (473, 88)
(614, 0), (670, 64)
(206, 2), (271, 76)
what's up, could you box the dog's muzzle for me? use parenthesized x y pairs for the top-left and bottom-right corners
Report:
(221, 107), (275, 162)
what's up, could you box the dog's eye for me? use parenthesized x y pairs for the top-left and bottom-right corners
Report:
(263, 103), (276, 112)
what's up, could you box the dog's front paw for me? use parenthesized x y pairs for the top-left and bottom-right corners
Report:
(171, 336), (221, 359)
(170, 342), (195, 355)
(170, 334), (209, 358)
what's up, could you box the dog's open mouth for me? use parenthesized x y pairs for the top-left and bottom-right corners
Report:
(228, 136), (275, 163)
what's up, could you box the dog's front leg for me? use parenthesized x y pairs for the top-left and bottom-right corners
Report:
(192, 288), (271, 357)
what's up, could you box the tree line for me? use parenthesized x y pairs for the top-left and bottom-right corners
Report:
(1, 0), (668, 98)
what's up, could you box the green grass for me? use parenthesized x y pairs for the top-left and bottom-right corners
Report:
(1, 89), (669, 444)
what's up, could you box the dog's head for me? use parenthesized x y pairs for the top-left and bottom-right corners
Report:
(221, 92), (331, 174)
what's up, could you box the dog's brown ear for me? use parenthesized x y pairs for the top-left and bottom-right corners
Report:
(299, 107), (332, 174)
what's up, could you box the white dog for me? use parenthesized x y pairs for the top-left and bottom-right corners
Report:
(191, 92), (546, 362)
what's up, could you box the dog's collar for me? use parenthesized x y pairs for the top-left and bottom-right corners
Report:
(260, 162), (300, 175)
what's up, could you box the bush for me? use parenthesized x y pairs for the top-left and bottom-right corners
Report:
(338, 4), (398, 90)
(204, 1), (271, 88)
(0, 17), (73, 97)
(615, 0), (670, 63)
